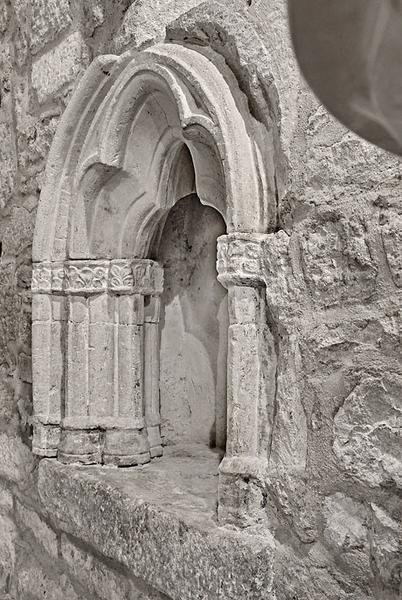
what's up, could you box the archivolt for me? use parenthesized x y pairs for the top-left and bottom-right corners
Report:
(33, 42), (272, 264)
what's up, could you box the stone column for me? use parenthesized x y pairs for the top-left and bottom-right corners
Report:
(31, 262), (65, 457)
(132, 261), (164, 459)
(216, 233), (270, 527)
(60, 260), (112, 464)
(32, 258), (164, 466)
(144, 295), (163, 458)
(103, 259), (157, 466)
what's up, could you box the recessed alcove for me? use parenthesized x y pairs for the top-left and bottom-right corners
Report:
(154, 194), (228, 450)
(32, 42), (273, 528)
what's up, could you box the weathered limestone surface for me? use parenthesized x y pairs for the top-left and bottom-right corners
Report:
(32, 32), (90, 103)
(38, 448), (275, 600)
(0, 1), (401, 599)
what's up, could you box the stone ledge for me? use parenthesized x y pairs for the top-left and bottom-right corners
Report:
(38, 446), (275, 600)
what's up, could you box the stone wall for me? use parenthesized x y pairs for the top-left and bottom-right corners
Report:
(0, 1), (400, 599)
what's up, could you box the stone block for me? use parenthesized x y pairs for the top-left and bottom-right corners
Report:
(14, 27), (30, 69)
(0, 206), (36, 260)
(39, 458), (276, 600)
(0, 367), (15, 424)
(113, 0), (205, 52)
(299, 216), (377, 307)
(262, 230), (303, 320)
(0, 0), (10, 33)
(18, 352), (32, 384)
(15, 500), (58, 558)
(266, 475), (319, 545)
(0, 121), (17, 211)
(16, 115), (59, 192)
(32, 32), (89, 103)
(30, 0), (73, 54)
(303, 313), (402, 409)
(273, 540), (373, 600)
(81, 0), (106, 37)
(333, 375), (402, 488)
(127, 580), (171, 600)
(0, 483), (13, 513)
(11, 0), (31, 68)
(381, 208), (402, 288)
(0, 270), (19, 369)
(61, 534), (130, 600)
(15, 561), (80, 600)
(323, 493), (371, 582)
(0, 515), (16, 595)
(268, 338), (308, 476)
(0, 434), (35, 483)
(0, 40), (12, 113)
(305, 117), (401, 192)
(61, 534), (170, 599)
(370, 503), (402, 595)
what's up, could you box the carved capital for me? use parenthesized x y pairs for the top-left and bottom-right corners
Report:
(32, 262), (64, 293)
(216, 233), (266, 288)
(109, 259), (134, 293)
(107, 259), (162, 294)
(32, 259), (164, 296)
(65, 260), (109, 294)
(109, 259), (163, 294)
(52, 264), (65, 292)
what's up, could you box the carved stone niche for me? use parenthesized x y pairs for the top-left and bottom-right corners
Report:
(32, 42), (275, 526)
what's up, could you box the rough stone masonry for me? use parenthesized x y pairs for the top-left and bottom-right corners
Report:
(0, 1), (401, 599)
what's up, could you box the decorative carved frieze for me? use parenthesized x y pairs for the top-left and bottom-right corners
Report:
(32, 263), (52, 292)
(216, 233), (266, 288)
(52, 265), (65, 292)
(66, 261), (109, 294)
(32, 259), (164, 296)
(110, 259), (163, 295)
(109, 260), (134, 292)
(32, 262), (64, 293)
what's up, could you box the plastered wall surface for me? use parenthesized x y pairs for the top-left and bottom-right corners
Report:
(0, 1), (401, 599)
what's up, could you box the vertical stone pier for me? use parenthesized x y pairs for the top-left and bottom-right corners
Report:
(216, 233), (270, 527)
(32, 262), (65, 457)
(144, 295), (163, 458)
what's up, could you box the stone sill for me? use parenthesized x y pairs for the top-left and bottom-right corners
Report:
(38, 444), (275, 600)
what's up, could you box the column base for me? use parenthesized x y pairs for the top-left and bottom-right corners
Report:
(50, 428), (155, 467)
(58, 426), (151, 466)
(103, 428), (150, 466)
(147, 425), (163, 458)
(32, 423), (61, 458)
(218, 456), (268, 527)
(58, 429), (103, 465)
(53, 424), (165, 466)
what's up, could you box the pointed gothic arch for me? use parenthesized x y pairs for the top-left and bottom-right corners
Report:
(32, 42), (273, 526)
